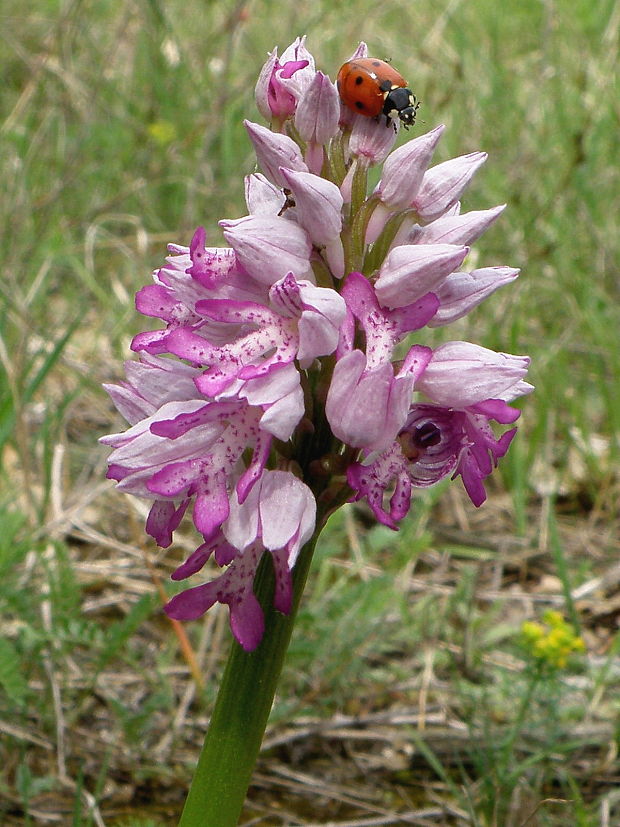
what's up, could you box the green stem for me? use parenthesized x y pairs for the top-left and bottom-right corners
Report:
(547, 502), (580, 631)
(349, 158), (368, 219)
(178, 526), (322, 826)
(499, 666), (541, 771)
(363, 208), (417, 275)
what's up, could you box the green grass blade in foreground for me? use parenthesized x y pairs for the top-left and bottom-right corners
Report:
(0, 319), (80, 450)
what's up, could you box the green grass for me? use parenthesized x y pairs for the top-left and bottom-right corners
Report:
(1, 0), (619, 824)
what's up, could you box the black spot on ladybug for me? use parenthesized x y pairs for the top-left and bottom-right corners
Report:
(355, 101), (365, 109)
(355, 75), (364, 85)
(371, 60), (381, 66)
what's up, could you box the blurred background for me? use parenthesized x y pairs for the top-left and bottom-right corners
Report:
(1, 0), (618, 824)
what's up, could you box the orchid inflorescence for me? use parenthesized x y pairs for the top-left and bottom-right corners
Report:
(101, 38), (532, 651)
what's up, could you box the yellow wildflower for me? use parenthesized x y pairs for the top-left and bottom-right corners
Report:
(520, 611), (585, 669)
(147, 120), (177, 146)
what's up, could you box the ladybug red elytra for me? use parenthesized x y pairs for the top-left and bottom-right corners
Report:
(337, 58), (419, 128)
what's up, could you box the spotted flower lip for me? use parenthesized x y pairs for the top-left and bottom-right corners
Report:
(338, 271), (439, 364)
(102, 37), (531, 651)
(164, 273), (344, 396)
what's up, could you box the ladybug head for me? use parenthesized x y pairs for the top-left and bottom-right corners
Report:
(383, 87), (420, 128)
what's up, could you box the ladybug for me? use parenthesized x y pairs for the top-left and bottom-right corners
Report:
(337, 58), (419, 128)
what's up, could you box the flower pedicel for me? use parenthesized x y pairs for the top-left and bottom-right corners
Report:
(101, 38), (532, 652)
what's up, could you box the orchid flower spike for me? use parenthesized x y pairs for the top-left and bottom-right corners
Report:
(101, 38), (531, 651)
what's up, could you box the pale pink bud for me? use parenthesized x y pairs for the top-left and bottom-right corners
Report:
(244, 173), (286, 215)
(295, 71), (340, 144)
(377, 125), (445, 209)
(279, 168), (343, 244)
(408, 204), (506, 246)
(244, 120), (308, 187)
(349, 114), (398, 165)
(416, 342), (531, 408)
(428, 267), (519, 327)
(347, 41), (369, 60)
(412, 152), (487, 222)
(220, 215), (312, 284)
(374, 244), (469, 309)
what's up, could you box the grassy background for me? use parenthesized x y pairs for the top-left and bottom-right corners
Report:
(1, 0), (619, 824)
